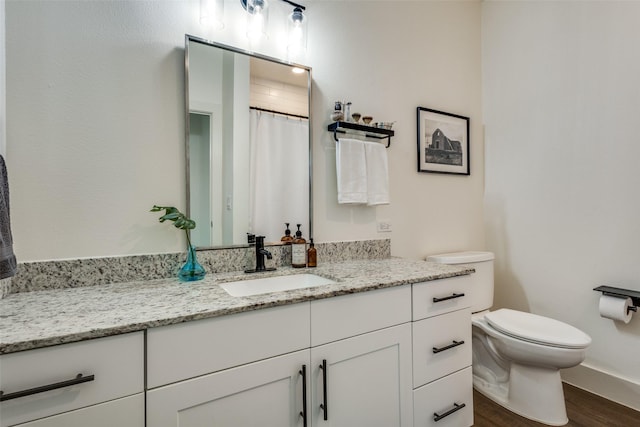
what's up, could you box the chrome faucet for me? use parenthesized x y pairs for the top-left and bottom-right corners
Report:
(246, 235), (276, 273)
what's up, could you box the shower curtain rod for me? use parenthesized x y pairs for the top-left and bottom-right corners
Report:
(250, 106), (309, 120)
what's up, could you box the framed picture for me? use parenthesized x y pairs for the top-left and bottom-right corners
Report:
(417, 107), (470, 175)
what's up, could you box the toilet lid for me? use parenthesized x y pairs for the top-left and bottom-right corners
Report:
(485, 309), (591, 349)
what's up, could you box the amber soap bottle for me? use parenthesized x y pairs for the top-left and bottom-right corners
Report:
(307, 238), (317, 267)
(281, 223), (294, 244)
(291, 224), (307, 268)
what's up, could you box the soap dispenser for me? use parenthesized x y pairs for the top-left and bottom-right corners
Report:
(291, 224), (307, 268)
(307, 238), (317, 268)
(281, 223), (294, 244)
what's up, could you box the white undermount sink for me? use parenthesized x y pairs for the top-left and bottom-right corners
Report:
(220, 273), (336, 297)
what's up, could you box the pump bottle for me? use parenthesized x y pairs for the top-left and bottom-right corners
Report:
(281, 223), (294, 244)
(307, 238), (317, 267)
(291, 224), (307, 268)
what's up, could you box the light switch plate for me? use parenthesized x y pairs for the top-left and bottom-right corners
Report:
(377, 221), (392, 232)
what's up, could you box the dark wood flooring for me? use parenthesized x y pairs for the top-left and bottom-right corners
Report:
(473, 383), (640, 426)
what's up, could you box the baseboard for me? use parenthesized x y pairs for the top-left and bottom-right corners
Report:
(561, 363), (640, 412)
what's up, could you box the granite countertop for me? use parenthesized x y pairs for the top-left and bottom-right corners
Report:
(0, 258), (473, 354)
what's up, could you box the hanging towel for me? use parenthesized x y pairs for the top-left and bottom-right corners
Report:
(336, 138), (367, 204)
(0, 155), (16, 279)
(364, 141), (390, 206)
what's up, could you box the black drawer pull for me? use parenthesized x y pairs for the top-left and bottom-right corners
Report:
(0, 373), (95, 402)
(319, 359), (328, 420)
(432, 340), (465, 354)
(299, 365), (308, 427)
(433, 402), (466, 422)
(433, 293), (465, 303)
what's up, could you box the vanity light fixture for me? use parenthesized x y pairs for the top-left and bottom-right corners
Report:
(291, 67), (305, 74)
(200, 0), (224, 30)
(239, 0), (307, 45)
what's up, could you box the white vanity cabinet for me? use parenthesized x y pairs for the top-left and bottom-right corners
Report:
(0, 332), (144, 427)
(411, 275), (474, 427)
(310, 286), (413, 427)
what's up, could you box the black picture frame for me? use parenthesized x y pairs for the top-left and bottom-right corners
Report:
(417, 107), (470, 175)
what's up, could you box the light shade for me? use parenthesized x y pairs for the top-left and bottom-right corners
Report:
(200, 0), (224, 30)
(287, 7), (307, 53)
(246, 0), (269, 40)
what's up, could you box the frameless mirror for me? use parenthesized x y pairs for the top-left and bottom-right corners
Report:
(186, 35), (311, 248)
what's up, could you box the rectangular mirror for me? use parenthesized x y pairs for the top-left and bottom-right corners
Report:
(186, 35), (312, 248)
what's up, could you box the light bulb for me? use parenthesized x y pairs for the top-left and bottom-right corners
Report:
(287, 7), (307, 53)
(246, 0), (269, 40)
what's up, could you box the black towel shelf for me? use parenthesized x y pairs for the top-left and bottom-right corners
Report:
(328, 121), (394, 148)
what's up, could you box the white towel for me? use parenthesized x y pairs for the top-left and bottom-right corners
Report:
(336, 138), (367, 204)
(364, 141), (390, 206)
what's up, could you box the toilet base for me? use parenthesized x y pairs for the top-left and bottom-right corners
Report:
(473, 363), (569, 426)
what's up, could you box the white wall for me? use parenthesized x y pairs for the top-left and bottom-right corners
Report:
(483, 0), (640, 409)
(5, 0), (484, 261)
(308, 1), (484, 260)
(6, 0), (191, 260)
(1, 0), (5, 158)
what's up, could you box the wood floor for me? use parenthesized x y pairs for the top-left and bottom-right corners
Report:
(473, 383), (640, 426)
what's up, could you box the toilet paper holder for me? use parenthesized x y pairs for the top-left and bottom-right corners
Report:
(593, 285), (639, 314)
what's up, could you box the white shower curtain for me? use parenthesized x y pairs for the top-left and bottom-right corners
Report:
(249, 109), (309, 242)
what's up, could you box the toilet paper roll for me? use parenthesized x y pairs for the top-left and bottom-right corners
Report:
(599, 295), (633, 323)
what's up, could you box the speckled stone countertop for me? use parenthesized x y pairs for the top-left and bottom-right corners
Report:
(0, 258), (473, 354)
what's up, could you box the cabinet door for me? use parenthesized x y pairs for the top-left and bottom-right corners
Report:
(311, 323), (413, 427)
(15, 394), (144, 427)
(147, 349), (310, 427)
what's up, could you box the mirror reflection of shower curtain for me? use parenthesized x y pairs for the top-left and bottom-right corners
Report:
(249, 110), (309, 243)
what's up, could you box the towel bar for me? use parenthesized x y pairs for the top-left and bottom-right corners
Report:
(328, 121), (394, 148)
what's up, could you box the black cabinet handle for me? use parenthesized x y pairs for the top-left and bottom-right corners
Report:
(433, 402), (466, 422)
(433, 293), (465, 303)
(319, 359), (328, 420)
(299, 365), (308, 427)
(432, 340), (465, 354)
(0, 373), (95, 402)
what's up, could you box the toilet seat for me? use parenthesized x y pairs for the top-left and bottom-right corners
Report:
(484, 309), (591, 349)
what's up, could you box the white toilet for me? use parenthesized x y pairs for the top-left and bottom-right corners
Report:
(426, 251), (591, 426)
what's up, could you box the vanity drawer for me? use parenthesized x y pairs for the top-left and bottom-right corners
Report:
(413, 366), (473, 427)
(15, 394), (144, 427)
(147, 302), (310, 388)
(412, 275), (472, 321)
(310, 285), (411, 346)
(0, 332), (144, 427)
(412, 308), (471, 387)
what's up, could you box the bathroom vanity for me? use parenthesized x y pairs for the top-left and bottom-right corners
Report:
(0, 258), (474, 427)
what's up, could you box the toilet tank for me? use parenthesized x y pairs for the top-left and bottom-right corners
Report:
(426, 251), (495, 313)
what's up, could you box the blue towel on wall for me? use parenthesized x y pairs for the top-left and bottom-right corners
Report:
(0, 155), (17, 279)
